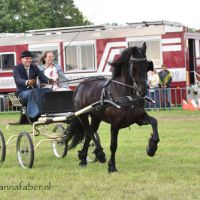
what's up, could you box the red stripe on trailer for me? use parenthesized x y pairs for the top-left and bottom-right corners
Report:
(96, 38), (126, 67)
(162, 52), (185, 68)
(0, 44), (28, 64)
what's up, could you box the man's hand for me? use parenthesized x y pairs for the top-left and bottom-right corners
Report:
(27, 79), (36, 87)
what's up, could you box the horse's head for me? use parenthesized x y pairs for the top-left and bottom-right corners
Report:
(129, 42), (148, 97)
(110, 43), (149, 97)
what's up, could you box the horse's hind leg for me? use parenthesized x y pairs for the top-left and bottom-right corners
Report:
(78, 136), (91, 166)
(78, 116), (106, 166)
(90, 118), (106, 163)
(142, 114), (160, 157)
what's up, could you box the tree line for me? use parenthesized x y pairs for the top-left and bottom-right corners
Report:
(0, 0), (91, 33)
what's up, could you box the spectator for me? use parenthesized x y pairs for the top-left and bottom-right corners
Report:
(148, 69), (160, 109)
(158, 64), (172, 108)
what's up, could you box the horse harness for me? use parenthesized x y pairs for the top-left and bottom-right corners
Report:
(99, 78), (146, 110)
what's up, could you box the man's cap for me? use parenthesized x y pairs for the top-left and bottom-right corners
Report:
(20, 51), (33, 58)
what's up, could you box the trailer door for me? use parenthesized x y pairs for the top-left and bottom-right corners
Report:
(188, 39), (196, 84)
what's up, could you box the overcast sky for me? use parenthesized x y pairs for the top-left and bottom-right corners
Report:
(74, 0), (200, 29)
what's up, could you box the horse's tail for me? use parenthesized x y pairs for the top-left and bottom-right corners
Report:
(67, 117), (85, 150)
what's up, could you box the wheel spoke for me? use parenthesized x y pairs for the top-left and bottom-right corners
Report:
(0, 130), (6, 163)
(52, 124), (68, 158)
(16, 132), (34, 168)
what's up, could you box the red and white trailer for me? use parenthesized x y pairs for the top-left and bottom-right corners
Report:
(0, 21), (199, 104)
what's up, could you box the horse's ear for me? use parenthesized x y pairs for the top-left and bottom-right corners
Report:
(142, 42), (147, 54)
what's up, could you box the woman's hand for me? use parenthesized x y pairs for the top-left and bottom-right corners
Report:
(48, 79), (55, 84)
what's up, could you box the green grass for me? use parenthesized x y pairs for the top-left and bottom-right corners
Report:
(0, 110), (200, 200)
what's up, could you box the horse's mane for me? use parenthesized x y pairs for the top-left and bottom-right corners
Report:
(109, 47), (133, 79)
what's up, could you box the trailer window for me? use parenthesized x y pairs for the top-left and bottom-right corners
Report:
(65, 44), (95, 71)
(0, 53), (15, 71)
(128, 40), (161, 67)
(29, 43), (60, 66)
(65, 46), (78, 71)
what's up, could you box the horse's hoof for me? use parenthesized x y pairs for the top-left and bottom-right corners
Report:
(98, 152), (106, 163)
(108, 161), (118, 173)
(78, 150), (87, 160)
(146, 138), (158, 157)
(146, 145), (155, 157)
(79, 160), (87, 167)
(94, 149), (106, 163)
(108, 166), (118, 173)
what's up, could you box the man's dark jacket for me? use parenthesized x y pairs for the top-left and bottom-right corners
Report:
(13, 64), (49, 93)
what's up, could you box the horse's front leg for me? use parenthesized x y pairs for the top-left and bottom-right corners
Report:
(141, 114), (160, 157)
(108, 126), (119, 173)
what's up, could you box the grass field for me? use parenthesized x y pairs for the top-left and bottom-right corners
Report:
(0, 110), (200, 200)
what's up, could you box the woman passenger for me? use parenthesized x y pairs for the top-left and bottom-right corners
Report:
(39, 51), (69, 91)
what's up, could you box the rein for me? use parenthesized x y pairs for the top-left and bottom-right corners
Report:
(57, 76), (106, 84)
(110, 80), (134, 89)
(56, 55), (147, 88)
(42, 31), (81, 69)
(58, 76), (136, 90)
(130, 56), (147, 62)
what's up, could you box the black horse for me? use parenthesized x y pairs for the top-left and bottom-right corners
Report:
(66, 43), (160, 173)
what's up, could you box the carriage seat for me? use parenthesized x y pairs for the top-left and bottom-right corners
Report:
(41, 90), (74, 115)
(8, 91), (74, 124)
(8, 92), (32, 124)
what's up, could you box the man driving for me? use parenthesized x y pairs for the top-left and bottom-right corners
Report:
(13, 50), (54, 120)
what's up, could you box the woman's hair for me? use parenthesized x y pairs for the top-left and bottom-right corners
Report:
(40, 51), (54, 65)
(147, 60), (154, 71)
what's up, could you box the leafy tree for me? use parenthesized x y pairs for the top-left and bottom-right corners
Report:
(0, 0), (91, 32)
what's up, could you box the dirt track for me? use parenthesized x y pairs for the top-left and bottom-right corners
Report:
(157, 114), (200, 122)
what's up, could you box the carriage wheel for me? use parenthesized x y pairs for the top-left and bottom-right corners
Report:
(16, 132), (34, 168)
(0, 130), (6, 164)
(86, 132), (101, 162)
(52, 124), (68, 158)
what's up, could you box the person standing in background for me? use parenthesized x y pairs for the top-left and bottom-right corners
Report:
(158, 64), (172, 108)
(148, 69), (160, 109)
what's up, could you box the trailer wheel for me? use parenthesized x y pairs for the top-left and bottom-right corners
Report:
(0, 130), (6, 164)
(86, 132), (101, 162)
(52, 124), (68, 158)
(16, 132), (34, 168)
